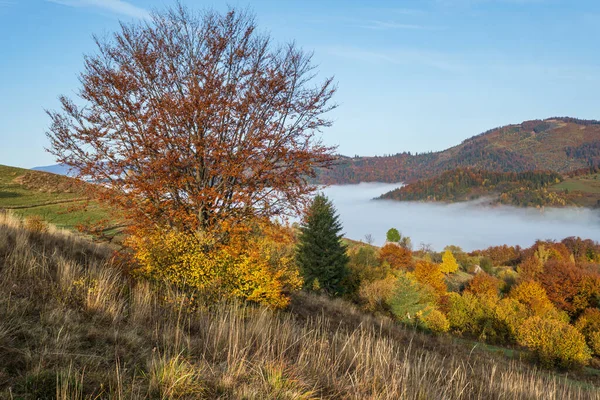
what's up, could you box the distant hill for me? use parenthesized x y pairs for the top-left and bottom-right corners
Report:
(0, 164), (118, 233)
(318, 117), (600, 184)
(31, 163), (76, 176)
(377, 167), (582, 207)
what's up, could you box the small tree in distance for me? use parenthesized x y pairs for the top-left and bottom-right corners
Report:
(296, 194), (349, 296)
(440, 249), (459, 274)
(46, 4), (337, 234)
(386, 228), (401, 243)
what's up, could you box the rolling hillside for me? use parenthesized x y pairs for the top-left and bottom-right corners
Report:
(0, 164), (117, 233)
(318, 117), (600, 184)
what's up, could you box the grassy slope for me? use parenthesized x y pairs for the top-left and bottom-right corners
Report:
(1, 213), (600, 399)
(0, 164), (116, 231)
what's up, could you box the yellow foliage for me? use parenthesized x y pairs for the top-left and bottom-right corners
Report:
(418, 307), (450, 333)
(516, 316), (591, 369)
(440, 249), (459, 274)
(494, 297), (528, 339)
(574, 308), (600, 356)
(127, 222), (301, 308)
(589, 331), (600, 356)
(413, 260), (447, 297)
(509, 280), (555, 317)
(358, 275), (397, 312)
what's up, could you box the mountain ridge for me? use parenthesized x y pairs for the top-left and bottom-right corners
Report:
(317, 117), (600, 184)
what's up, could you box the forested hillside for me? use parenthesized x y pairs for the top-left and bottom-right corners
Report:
(379, 168), (568, 207)
(318, 118), (600, 184)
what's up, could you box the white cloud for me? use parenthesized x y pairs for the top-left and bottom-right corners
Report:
(47, 0), (150, 19)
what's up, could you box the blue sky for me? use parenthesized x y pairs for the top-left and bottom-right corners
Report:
(2, 0), (600, 168)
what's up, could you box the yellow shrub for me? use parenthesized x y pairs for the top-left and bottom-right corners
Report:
(127, 222), (301, 308)
(509, 280), (555, 317)
(588, 331), (600, 356)
(358, 275), (396, 312)
(494, 297), (528, 340)
(447, 292), (484, 335)
(516, 316), (591, 369)
(574, 308), (600, 356)
(418, 308), (450, 333)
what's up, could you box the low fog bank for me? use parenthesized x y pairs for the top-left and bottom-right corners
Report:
(319, 182), (600, 252)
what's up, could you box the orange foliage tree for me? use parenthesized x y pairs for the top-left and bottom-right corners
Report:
(46, 5), (336, 234)
(465, 273), (502, 299)
(413, 260), (446, 297)
(378, 243), (413, 270)
(537, 260), (583, 315)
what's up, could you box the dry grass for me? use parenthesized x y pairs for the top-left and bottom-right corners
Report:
(1, 211), (600, 399)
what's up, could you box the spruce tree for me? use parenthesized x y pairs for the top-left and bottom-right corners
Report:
(296, 194), (349, 296)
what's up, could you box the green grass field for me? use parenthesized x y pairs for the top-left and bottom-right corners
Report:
(0, 164), (119, 232)
(552, 173), (600, 194)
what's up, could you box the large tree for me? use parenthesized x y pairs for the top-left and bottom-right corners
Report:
(296, 194), (349, 296)
(46, 4), (336, 233)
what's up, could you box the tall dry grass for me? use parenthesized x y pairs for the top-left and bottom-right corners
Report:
(0, 211), (599, 399)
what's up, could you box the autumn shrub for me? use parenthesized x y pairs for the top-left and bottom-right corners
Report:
(413, 260), (447, 297)
(418, 308), (450, 334)
(516, 316), (591, 369)
(517, 256), (544, 282)
(358, 275), (397, 313)
(378, 243), (413, 270)
(589, 332), (600, 357)
(127, 222), (301, 308)
(24, 215), (49, 233)
(575, 308), (600, 355)
(447, 292), (502, 341)
(345, 245), (388, 297)
(509, 280), (555, 317)
(538, 260), (583, 315)
(494, 297), (528, 341)
(465, 273), (503, 298)
(496, 268), (518, 293)
(573, 274), (600, 312)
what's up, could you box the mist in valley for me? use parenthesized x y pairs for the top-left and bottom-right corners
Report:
(319, 182), (600, 252)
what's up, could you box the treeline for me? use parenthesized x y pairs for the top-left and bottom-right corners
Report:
(318, 118), (600, 185)
(379, 168), (565, 207)
(317, 141), (536, 185)
(338, 228), (600, 369)
(565, 141), (600, 167)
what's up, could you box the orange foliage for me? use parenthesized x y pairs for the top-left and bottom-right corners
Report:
(47, 6), (336, 234)
(538, 260), (583, 315)
(477, 245), (520, 267)
(517, 256), (543, 282)
(465, 273), (503, 299)
(413, 260), (446, 297)
(378, 243), (413, 270)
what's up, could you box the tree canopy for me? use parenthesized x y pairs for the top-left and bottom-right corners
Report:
(47, 4), (337, 233)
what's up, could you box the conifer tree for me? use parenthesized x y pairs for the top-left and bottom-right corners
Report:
(296, 194), (349, 296)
